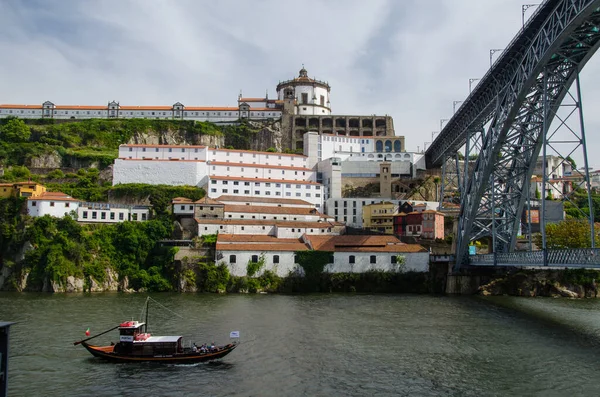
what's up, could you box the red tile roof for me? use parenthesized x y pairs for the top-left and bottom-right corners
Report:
(223, 204), (324, 216)
(238, 98), (266, 102)
(216, 242), (309, 252)
(217, 234), (301, 244)
(305, 235), (427, 253)
(210, 176), (321, 185)
(0, 104), (43, 109)
(195, 218), (342, 228)
(209, 148), (306, 158)
(120, 144), (207, 149)
(208, 162), (311, 172)
(194, 197), (224, 205)
(215, 195), (312, 206)
(29, 192), (79, 202)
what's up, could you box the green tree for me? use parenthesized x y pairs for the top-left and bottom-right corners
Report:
(0, 119), (31, 142)
(433, 176), (441, 201)
(540, 219), (599, 249)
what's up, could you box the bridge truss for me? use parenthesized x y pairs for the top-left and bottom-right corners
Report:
(425, 0), (600, 270)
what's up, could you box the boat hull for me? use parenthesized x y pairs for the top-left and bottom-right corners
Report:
(81, 342), (237, 363)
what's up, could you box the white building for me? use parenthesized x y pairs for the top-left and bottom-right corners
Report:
(215, 233), (430, 277)
(207, 176), (323, 208)
(27, 192), (80, 218)
(27, 191), (149, 223)
(113, 159), (208, 186)
(276, 67), (331, 116)
(113, 145), (325, 206)
(216, 235), (308, 277)
(0, 102), (281, 123)
(304, 235), (430, 273)
(77, 202), (150, 223)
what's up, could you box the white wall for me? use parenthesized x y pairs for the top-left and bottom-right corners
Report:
(198, 223), (277, 236)
(119, 145), (207, 160)
(113, 159), (207, 186)
(207, 178), (324, 208)
(27, 200), (79, 218)
(217, 250), (429, 277)
(219, 250), (299, 277)
(78, 207), (130, 223)
(324, 252), (429, 273)
(209, 163), (314, 181)
(173, 203), (195, 216)
(207, 149), (308, 169)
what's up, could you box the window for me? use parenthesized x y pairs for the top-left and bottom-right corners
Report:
(101, 212), (106, 220)
(82, 211), (88, 219)
(222, 189), (228, 193)
(255, 191), (260, 195)
(189, 205), (193, 210)
(273, 255), (280, 264)
(230, 255), (236, 263)
(119, 213), (124, 220)
(349, 255), (355, 264)
(110, 213), (115, 220)
(301, 93), (308, 104)
(391, 256), (397, 264)
(370, 255), (376, 264)
(92, 212), (97, 219)
(251, 255), (258, 263)
(181, 205), (185, 210)
(50, 202), (55, 207)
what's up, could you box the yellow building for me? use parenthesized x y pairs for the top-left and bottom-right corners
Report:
(362, 202), (398, 234)
(0, 182), (46, 198)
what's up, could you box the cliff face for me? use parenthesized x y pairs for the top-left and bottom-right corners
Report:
(1, 266), (130, 293)
(248, 120), (284, 152)
(128, 129), (224, 147)
(478, 270), (599, 298)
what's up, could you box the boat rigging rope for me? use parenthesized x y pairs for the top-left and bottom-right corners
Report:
(146, 296), (185, 320)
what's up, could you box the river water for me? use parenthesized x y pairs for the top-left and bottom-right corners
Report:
(2, 293), (600, 396)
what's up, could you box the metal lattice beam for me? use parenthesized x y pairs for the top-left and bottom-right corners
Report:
(423, 0), (600, 270)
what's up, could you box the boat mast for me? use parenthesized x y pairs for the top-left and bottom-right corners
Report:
(145, 297), (149, 333)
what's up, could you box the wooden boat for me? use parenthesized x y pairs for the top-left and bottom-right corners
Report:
(74, 299), (238, 363)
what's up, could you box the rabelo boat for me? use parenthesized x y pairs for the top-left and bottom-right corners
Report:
(74, 299), (238, 363)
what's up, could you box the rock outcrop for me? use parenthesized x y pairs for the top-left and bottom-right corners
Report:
(26, 151), (63, 168)
(128, 129), (224, 147)
(478, 269), (599, 298)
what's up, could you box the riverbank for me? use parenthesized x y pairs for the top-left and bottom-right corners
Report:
(473, 268), (600, 298)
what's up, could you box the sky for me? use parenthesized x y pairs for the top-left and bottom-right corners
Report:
(1, 0), (599, 169)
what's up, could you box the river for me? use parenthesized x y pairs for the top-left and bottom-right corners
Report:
(2, 293), (600, 396)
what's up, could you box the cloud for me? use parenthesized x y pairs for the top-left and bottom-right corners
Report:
(1, 0), (599, 167)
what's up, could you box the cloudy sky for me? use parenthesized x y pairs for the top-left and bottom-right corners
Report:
(1, 0), (599, 167)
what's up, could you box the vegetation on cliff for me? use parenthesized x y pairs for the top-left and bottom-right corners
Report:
(0, 117), (259, 170)
(5, 214), (177, 292)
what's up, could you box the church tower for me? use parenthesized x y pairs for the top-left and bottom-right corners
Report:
(276, 66), (331, 116)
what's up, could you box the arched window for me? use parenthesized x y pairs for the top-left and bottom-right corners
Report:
(375, 140), (383, 152)
(349, 255), (355, 264)
(273, 255), (280, 264)
(229, 255), (236, 263)
(385, 140), (392, 152)
(394, 140), (401, 152)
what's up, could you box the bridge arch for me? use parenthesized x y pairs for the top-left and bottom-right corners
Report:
(425, 0), (600, 269)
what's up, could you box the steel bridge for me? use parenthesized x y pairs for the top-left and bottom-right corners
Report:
(425, 0), (600, 271)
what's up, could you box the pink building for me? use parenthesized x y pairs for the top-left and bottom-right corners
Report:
(421, 210), (445, 240)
